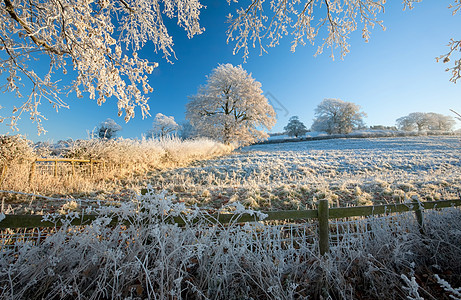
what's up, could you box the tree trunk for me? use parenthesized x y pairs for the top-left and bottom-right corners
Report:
(223, 123), (231, 145)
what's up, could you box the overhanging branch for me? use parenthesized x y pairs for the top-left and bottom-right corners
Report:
(3, 0), (68, 55)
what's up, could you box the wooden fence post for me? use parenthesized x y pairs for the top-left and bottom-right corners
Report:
(54, 160), (58, 177)
(318, 199), (330, 255)
(29, 161), (36, 185)
(90, 159), (94, 176)
(71, 161), (75, 179)
(413, 201), (424, 234)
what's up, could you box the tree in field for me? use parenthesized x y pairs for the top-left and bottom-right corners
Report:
(178, 120), (196, 140)
(426, 113), (456, 131)
(97, 118), (122, 139)
(186, 64), (276, 145)
(284, 116), (308, 138)
(311, 99), (366, 134)
(397, 112), (456, 131)
(147, 113), (179, 138)
(410, 112), (432, 132)
(0, 0), (458, 134)
(397, 112), (431, 132)
(395, 115), (417, 131)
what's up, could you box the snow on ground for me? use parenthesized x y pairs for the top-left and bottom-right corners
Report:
(267, 131), (326, 141)
(149, 136), (461, 210)
(2, 136), (461, 299)
(6, 135), (458, 214)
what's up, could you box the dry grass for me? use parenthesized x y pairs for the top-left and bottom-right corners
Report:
(1, 136), (460, 299)
(143, 136), (461, 211)
(0, 135), (234, 212)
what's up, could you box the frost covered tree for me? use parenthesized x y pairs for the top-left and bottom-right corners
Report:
(284, 116), (308, 138)
(397, 112), (456, 131)
(227, 0), (461, 82)
(1, 0), (458, 134)
(186, 64), (276, 145)
(0, 0), (203, 134)
(410, 112), (432, 132)
(97, 118), (122, 139)
(396, 112), (431, 132)
(426, 113), (456, 131)
(147, 113), (179, 138)
(395, 115), (417, 131)
(311, 99), (366, 134)
(178, 120), (196, 140)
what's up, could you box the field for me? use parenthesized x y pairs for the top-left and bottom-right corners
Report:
(1, 135), (461, 299)
(0, 136), (234, 214)
(147, 135), (461, 211)
(2, 135), (460, 215)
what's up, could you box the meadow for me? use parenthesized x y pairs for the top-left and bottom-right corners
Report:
(1, 135), (461, 299)
(148, 135), (461, 211)
(2, 134), (460, 216)
(0, 135), (234, 214)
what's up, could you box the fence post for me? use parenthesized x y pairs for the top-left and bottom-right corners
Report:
(71, 161), (75, 179)
(29, 160), (36, 185)
(90, 159), (94, 176)
(54, 160), (58, 177)
(413, 201), (424, 234)
(318, 199), (330, 255)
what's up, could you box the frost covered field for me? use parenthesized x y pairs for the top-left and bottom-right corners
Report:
(149, 136), (461, 210)
(1, 136), (461, 299)
(2, 135), (461, 299)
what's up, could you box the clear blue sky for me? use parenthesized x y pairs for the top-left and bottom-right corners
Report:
(1, 1), (460, 142)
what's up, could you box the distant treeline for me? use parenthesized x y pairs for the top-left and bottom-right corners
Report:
(257, 130), (458, 145)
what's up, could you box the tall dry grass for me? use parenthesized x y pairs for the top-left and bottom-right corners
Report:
(0, 135), (234, 199)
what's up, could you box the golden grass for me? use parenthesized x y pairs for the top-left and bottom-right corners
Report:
(0, 136), (234, 201)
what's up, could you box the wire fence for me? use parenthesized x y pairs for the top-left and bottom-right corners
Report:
(1, 197), (459, 256)
(0, 227), (57, 250)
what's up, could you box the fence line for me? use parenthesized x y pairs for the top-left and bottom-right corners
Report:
(28, 158), (105, 184)
(1, 199), (459, 228)
(1, 198), (460, 255)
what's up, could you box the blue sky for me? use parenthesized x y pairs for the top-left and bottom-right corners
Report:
(0, 1), (460, 142)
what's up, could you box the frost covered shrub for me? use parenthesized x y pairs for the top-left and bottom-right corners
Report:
(65, 137), (233, 174)
(2, 136), (233, 198)
(33, 141), (53, 158)
(0, 135), (36, 187)
(61, 137), (233, 179)
(1, 190), (460, 299)
(65, 137), (165, 174)
(0, 191), (274, 299)
(159, 137), (234, 165)
(0, 134), (36, 166)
